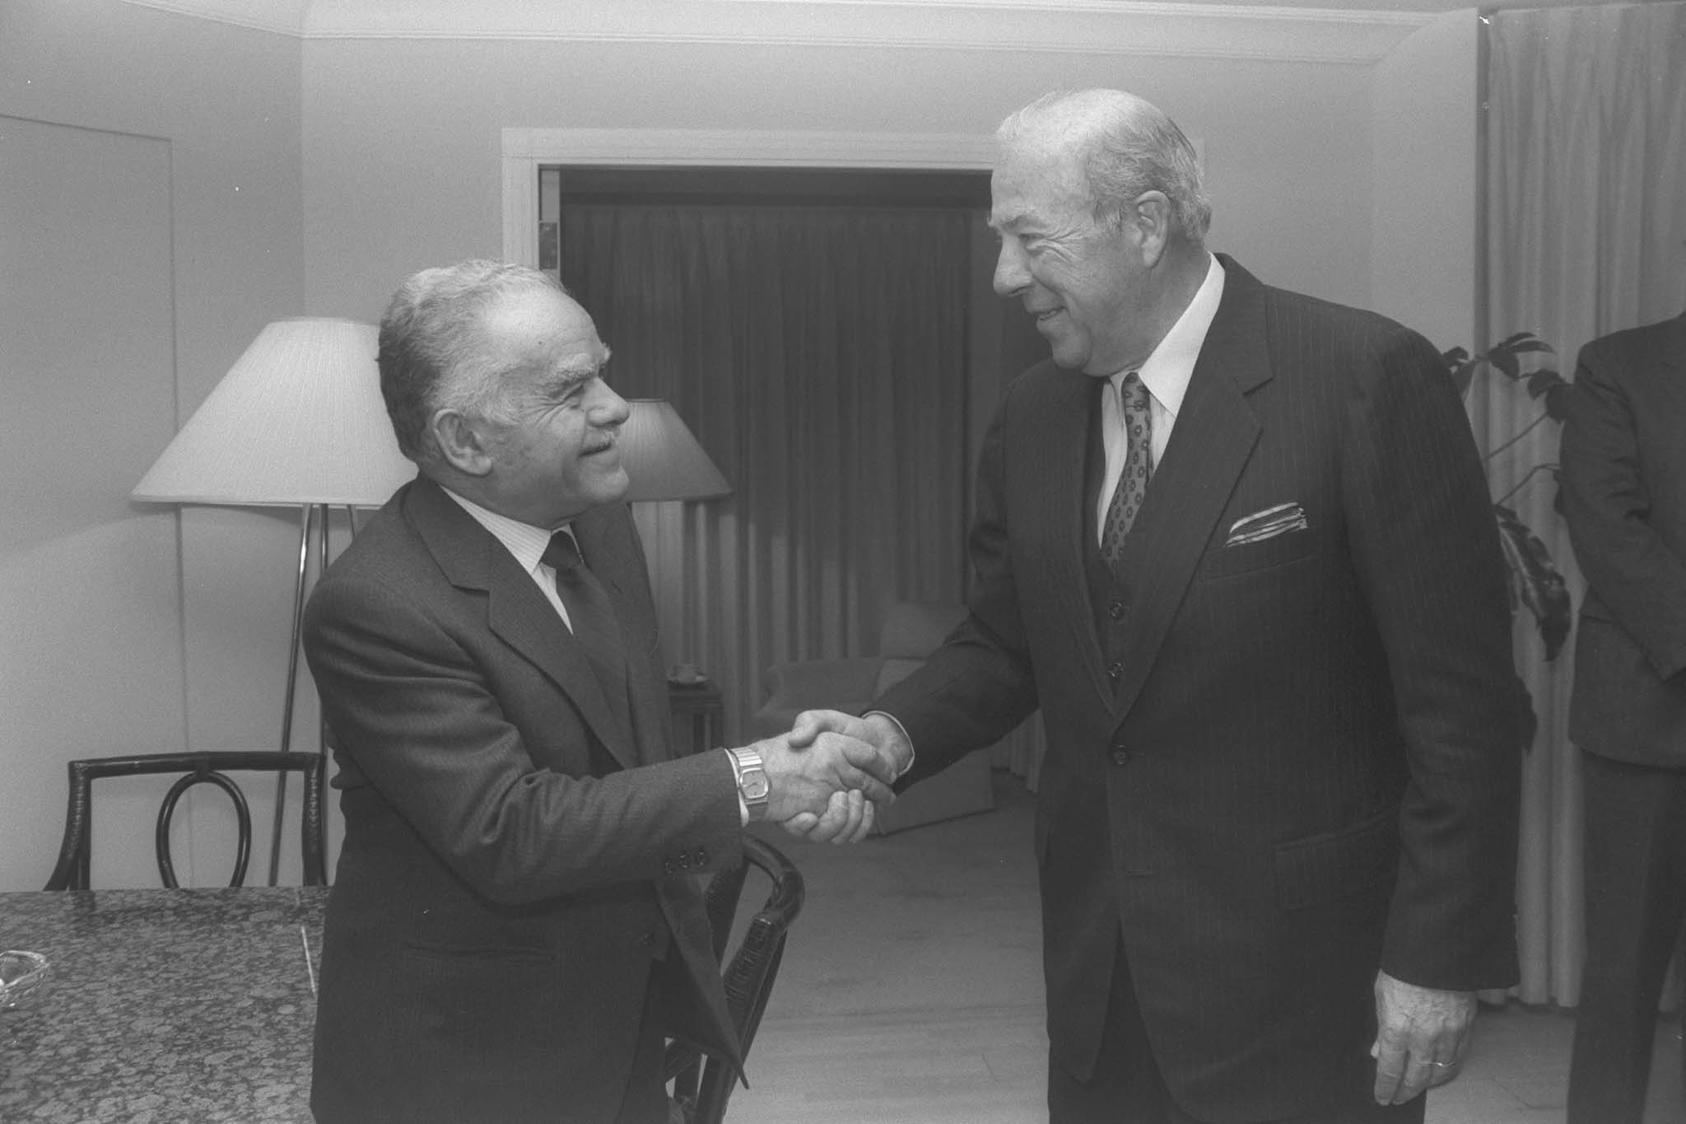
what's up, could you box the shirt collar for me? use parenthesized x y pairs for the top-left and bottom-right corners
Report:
(1118, 253), (1226, 416)
(440, 486), (564, 574)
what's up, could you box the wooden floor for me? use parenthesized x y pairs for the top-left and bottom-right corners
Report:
(726, 770), (1685, 1123)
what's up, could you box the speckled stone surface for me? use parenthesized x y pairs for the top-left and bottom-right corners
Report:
(0, 887), (327, 1122)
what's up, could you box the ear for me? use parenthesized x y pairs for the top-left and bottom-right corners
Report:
(1126, 190), (1172, 267)
(430, 409), (495, 477)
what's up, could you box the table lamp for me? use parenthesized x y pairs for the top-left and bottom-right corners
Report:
(617, 399), (732, 504)
(617, 400), (732, 685)
(132, 317), (414, 884)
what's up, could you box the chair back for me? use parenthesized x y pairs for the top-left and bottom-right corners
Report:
(667, 833), (805, 1124)
(43, 751), (327, 890)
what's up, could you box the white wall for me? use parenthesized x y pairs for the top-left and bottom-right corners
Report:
(1372, 8), (1480, 352)
(300, 39), (1382, 318)
(0, 0), (1474, 890)
(0, 0), (307, 889)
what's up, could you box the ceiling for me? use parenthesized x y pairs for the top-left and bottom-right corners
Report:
(125, 0), (1613, 39)
(1155, 0), (1592, 8)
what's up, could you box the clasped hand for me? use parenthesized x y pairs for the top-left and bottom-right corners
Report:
(748, 710), (908, 845)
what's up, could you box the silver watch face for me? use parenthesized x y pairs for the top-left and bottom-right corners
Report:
(740, 767), (770, 801)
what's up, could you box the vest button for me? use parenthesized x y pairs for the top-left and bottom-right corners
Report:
(1110, 747), (1131, 766)
(1107, 661), (1124, 682)
(1109, 599), (1126, 621)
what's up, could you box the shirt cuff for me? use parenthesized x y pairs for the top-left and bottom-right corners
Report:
(862, 710), (916, 780)
(722, 747), (750, 827)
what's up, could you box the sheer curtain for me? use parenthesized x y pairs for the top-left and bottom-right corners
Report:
(1483, 0), (1686, 1006)
(560, 202), (973, 741)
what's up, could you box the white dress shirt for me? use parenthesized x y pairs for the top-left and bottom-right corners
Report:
(442, 487), (578, 632)
(1094, 253), (1226, 545)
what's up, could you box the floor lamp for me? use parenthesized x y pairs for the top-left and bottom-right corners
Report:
(132, 318), (414, 885)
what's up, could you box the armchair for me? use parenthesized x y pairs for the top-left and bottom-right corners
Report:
(751, 601), (995, 834)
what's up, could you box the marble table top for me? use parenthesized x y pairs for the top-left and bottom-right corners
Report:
(0, 886), (327, 1122)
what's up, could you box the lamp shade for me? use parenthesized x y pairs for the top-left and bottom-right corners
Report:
(132, 317), (414, 508)
(618, 400), (732, 502)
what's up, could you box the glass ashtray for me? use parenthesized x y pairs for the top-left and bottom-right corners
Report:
(0, 950), (49, 1009)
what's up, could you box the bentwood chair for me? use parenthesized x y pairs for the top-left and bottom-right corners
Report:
(666, 833), (805, 1124)
(43, 751), (327, 890)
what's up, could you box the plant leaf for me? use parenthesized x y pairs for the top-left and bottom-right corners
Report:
(1494, 330), (1553, 354)
(1542, 382), (1573, 421)
(1441, 347), (1477, 397)
(1512, 672), (1539, 752)
(1525, 368), (1563, 397)
(1493, 504), (1572, 660)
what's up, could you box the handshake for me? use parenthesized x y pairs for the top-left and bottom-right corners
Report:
(735, 710), (912, 845)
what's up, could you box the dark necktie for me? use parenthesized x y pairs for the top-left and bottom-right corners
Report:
(542, 530), (632, 737)
(1101, 371), (1152, 570)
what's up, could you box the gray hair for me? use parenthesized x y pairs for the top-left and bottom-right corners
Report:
(377, 260), (565, 467)
(999, 89), (1211, 244)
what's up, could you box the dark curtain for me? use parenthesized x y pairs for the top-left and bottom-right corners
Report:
(560, 201), (973, 736)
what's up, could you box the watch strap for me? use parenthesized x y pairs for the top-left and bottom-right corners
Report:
(727, 745), (770, 822)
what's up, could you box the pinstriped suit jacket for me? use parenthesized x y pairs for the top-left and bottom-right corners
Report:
(1562, 313), (1686, 767)
(303, 477), (743, 1123)
(877, 257), (1521, 1121)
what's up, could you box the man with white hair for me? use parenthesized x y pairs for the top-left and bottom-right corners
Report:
(304, 261), (894, 1123)
(820, 89), (1522, 1122)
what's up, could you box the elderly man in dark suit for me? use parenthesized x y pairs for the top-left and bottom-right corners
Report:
(303, 260), (894, 1124)
(803, 89), (1522, 1122)
(1562, 311), (1686, 1124)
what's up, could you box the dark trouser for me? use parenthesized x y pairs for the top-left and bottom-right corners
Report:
(615, 960), (675, 1124)
(1048, 935), (1425, 1124)
(1567, 752), (1686, 1124)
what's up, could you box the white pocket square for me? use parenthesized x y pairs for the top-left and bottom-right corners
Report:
(1225, 502), (1308, 546)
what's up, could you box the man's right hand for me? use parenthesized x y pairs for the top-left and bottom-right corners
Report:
(775, 710), (912, 842)
(748, 718), (898, 844)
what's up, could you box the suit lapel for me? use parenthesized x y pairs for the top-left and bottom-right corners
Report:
(1109, 256), (1271, 721)
(405, 479), (641, 771)
(1033, 371), (1117, 704)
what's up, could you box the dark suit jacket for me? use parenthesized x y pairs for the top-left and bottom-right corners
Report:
(1562, 312), (1686, 766)
(303, 477), (744, 1124)
(876, 256), (1521, 1122)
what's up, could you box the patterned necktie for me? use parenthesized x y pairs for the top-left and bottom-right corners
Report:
(1101, 371), (1153, 569)
(542, 530), (632, 737)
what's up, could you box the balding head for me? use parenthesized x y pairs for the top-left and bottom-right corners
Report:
(378, 260), (585, 469)
(998, 89), (1210, 247)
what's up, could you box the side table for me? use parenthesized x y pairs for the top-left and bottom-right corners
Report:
(668, 679), (724, 757)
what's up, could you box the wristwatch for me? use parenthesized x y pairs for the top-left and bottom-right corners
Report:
(728, 746), (770, 822)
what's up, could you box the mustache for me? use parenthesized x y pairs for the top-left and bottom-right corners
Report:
(581, 425), (620, 456)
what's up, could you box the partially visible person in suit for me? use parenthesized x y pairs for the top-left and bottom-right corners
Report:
(1562, 311), (1686, 1124)
(303, 260), (896, 1124)
(799, 89), (1521, 1122)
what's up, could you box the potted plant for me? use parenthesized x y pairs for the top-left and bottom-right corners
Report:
(1442, 331), (1574, 747)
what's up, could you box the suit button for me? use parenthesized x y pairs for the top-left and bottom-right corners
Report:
(676, 852), (691, 871)
(1107, 661), (1124, 682)
(1108, 599), (1126, 621)
(662, 859), (677, 876)
(635, 931), (654, 948)
(1110, 746), (1131, 766)
(694, 847), (709, 867)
